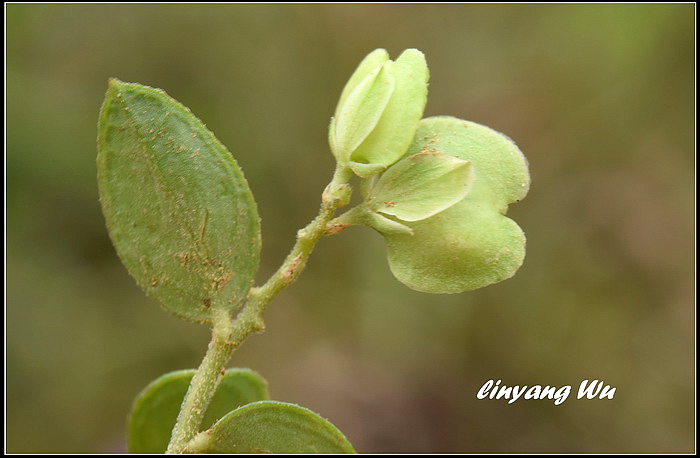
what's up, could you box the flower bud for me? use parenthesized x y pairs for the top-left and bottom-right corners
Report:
(330, 48), (429, 177)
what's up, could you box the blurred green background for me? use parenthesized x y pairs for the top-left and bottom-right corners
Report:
(6, 4), (694, 453)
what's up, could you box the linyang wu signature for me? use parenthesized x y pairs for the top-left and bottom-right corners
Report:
(476, 379), (616, 406)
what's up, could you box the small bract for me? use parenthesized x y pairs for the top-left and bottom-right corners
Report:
(366, 151), (474, 222)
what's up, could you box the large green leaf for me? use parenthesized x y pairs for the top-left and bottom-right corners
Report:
(97, 79), (261, 323)
(127, 369), (269, 453)
(187, 400), (356, 454)
(383, 116), (530, 293)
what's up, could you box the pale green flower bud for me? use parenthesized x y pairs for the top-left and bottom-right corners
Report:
(329, 48), (429, 177)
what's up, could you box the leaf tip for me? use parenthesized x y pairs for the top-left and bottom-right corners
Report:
(106, 77), (129, 94)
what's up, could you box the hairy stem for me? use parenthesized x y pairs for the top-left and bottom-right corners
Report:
(166, 165), (351, 454)
(166, 309), (235, 453)
(246, 165), (352, 309)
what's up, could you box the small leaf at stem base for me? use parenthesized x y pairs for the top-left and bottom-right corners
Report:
(188, 400), (356, 454)
(127, 368), (269, 453)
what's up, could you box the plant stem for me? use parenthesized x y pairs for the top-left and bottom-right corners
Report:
(166, 165), (352, 454)
(245, 165), (352, 310)
(166, 308), (234, 453)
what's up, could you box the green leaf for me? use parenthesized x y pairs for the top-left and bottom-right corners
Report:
(367, 151), (474, 222)
(332, 63), (395, 161)
(127, 369), (269, 454)
(187, 400), (356, 454)
(383, 116), (530, 293)
(349, 49), (429, 170)
(97, 79), (261, 323)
